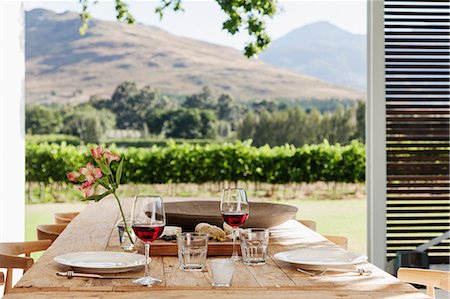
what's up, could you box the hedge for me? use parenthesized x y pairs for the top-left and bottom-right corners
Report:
(26, 141), (365, 184)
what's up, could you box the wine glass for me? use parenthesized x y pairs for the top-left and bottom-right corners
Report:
(131, 195), (165, 286)
(220, 188), (249, 261)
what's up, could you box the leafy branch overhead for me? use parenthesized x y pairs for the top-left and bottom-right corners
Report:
(78, 0), (277, 57)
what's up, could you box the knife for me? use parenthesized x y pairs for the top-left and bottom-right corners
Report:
(57, 271), (138, 279)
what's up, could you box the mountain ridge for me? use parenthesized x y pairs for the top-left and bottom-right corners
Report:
(260, 21), (366, 91)
(25, 9), (364, 104)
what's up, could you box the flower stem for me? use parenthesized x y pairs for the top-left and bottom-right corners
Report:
(113, 192), (134, 245)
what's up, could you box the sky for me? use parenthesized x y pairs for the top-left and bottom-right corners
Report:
(24, 0), (367, 50)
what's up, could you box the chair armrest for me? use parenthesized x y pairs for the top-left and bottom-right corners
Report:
(0, 253), (34, 270)
(0, 240), (52, 256)
(398, 267), (450, 295)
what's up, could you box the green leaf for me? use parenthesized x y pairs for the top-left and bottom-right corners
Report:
(116, 159), (124, 186)
(86, 194), (102, 202)
(98, 177), (110, 189)
(92, 180), (100, 190)
(99, 163), (112, 175)
(87, 190), (113, 202)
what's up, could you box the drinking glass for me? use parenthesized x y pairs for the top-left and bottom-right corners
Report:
(220, 188), (249, 261)
(131, 195), (165, 286)
(177, 233), (209, 271)
(116, 218), (135, 251)
(240, 228), (269, 266)
(210, 259), (234, 287)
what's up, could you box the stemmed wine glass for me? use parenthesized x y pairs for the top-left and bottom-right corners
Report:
(220, 188), (249, 261)
(131, 195), (166, 286)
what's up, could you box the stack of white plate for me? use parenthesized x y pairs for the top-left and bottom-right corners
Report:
(54, 251), (145, 273)
(274, 247), (367, 270)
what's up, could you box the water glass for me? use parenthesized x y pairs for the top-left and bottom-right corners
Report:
(177, 233), (209, 271)
(210, 259), (234, 287)
(116, 219), (135, 251)
(240, 228), (269, 266)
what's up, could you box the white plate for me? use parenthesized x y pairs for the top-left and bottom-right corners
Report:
(274, 247), (367, 269)
(54, 251), (146, 273)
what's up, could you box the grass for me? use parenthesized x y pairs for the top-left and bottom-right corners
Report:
(279, 199), (367, 255)
(25, 198), (367, 257)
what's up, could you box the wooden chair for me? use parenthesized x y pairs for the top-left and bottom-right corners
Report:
(397, 268), (450, 298)
(36, 224), (67, 243)
(298, 220), (348, 249)
(54, 212), (79, 224)
(0, 240), (51, 294)
(299, 220), (317, 231)
(323, 235), (348, 250)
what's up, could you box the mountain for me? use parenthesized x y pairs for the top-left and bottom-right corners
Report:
(259, 21), (366, 91)
(25, 9), (364, 104)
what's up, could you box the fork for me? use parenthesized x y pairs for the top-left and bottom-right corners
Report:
(296, 267), (372, 276)
(57, 271), (139, 279)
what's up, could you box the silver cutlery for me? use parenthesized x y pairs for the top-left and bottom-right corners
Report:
(297, 267), (372, 276)
(57, 271), (139, 279)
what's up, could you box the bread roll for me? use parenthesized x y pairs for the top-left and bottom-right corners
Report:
(195, 222), (226, 241)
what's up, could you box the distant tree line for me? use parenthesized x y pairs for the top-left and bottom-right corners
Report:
(26, 81), (365, 146)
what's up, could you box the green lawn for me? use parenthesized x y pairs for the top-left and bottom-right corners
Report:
(25, 199), (366, 256)
(279, 199), (367, 255)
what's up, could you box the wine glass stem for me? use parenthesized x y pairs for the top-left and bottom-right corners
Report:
(144, 242), (150, 277)
(232, 227), (238, 257)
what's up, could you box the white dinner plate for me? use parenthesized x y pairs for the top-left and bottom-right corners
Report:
(274, 247), (367, 269)
(54, 251), (146, 273)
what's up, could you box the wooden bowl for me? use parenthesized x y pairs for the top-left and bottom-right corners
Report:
(165, 201), (298, 231)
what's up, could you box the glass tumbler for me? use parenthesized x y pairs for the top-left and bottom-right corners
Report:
(116, 219), (135, 251)
(177, 233), (209, 271)
(240, 228), (269, 266)
(210, 259), (234, 287)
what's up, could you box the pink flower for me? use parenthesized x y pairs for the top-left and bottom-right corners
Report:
(67, 171), (81, 182)
(105, 150), (120, 164)
(90, 147), (104, 159)
(79, 181), (95, 198)
(80, 162), (102, 183)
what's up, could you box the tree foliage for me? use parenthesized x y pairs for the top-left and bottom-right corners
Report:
(183, 86), (216, 110)
(91, 82), (176, 131)
(164, 109), (217, 139)
(78, 0), (277, 57)
(237, 106), (359, 147)
(26, 106), (64, 135)
(62, 105), (116, 143)
(354, 100), (365, 142)
(27, 82), (365, 146)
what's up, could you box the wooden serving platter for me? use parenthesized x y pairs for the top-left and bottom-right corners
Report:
(142, 239), (242, 256)
(165, 201), (298, 231)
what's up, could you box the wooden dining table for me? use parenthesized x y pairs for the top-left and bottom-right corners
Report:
(5, 198), (429, 298)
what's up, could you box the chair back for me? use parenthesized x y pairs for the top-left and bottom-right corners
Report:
(0, 240), (51, 294)
(324, 235), (348, 250)
(54, 212), (79, 224)
(298, 220), (317, 231)
(398, 268), (450, 298)
(37, 224), (67, 243)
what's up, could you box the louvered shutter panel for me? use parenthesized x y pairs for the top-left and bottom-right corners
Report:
(384, 0), (450, 263)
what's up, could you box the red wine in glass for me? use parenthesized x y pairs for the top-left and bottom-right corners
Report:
(132, 224), (165, 242)
(220, 188), (249, 261)
(131, 195), (165, 286)
(222, 213), (249, 228)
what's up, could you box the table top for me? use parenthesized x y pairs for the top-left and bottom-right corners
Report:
(6, 198), (429, 299)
